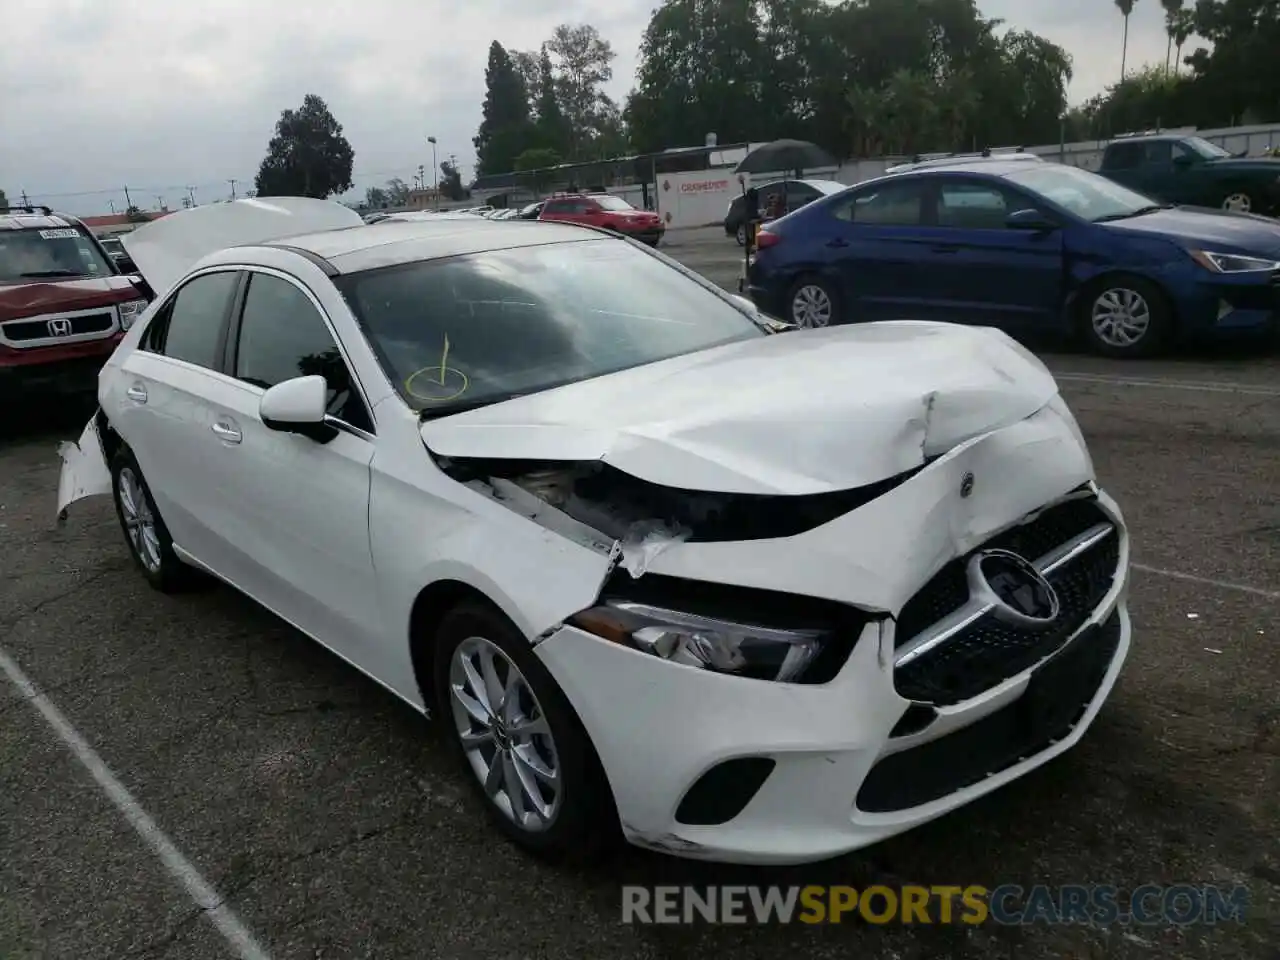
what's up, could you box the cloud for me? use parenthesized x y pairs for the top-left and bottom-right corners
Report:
(0, 0), (1180, 215)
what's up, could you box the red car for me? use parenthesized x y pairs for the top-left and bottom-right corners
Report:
(538, 193), (665, 246)
(0, 206), (151, 402)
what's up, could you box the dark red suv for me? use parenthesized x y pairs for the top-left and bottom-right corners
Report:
(538, 193), (665, 246)
(0, 206), (151, 401)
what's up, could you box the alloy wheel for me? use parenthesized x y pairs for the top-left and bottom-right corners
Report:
(117, 466), (161, 573)
(1091, 287), (1151, 349)
(791, 284), (833, 328)
(1222, 192), (1252, 213)
(448, 635), (562, 832)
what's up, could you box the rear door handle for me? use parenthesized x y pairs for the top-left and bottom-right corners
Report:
(211, 419), (242, 444)
(126, 382), (147, 404)
(930, 245), (960, 254)
(826, 238), (849, 248)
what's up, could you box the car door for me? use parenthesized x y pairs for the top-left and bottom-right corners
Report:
(819, 177), (952, 322)
(1135, 140), (1178, 201)
(199, 267), (379, 665)
(919, 177), (1064, 330)
(111, 269), (243, 561)
(1100, 141), (1146, 192)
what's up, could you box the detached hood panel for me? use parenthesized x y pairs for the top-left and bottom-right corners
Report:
(121, 197), (363, 296)
(421, 321), (1060, 495)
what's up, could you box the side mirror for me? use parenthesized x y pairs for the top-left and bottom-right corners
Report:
(259, 375), (338, 443)
(1005, 208), (1058, 232)
(731, 293), (757, 313)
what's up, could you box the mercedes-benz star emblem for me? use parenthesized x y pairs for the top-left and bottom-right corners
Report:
(968, 549), (1060, 628)
(959, 472), (975, 498)
(47, 318), (73, 337)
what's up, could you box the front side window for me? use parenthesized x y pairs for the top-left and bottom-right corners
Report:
(1007, 164), (1158, 222)
(593, 195), (634, 212)
(335, 237), (765, 416)
(0, 226), (115, 282)
(155, 271), (240, 369)
(1183, 136), (1230, 159)
(234, 273), (371, 431)
(937, 182), (1017, 229)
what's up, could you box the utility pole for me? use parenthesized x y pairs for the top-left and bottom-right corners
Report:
(187, 186), (196, 207)
(20, 190), (30, 207)
(123, 186), (132, 208)
(427, 136), (439, 209)
(228, 179), (238, 200)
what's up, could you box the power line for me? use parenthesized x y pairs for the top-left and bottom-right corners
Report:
(18, 166), (453, 202)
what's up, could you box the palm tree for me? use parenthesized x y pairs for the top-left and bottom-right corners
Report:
(1116, 0), (1139, 82)
(1161, 0), (1185, 76)
(1172, 9), (1194, 75)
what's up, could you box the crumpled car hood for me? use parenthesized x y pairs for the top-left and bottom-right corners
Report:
(420, 321), (1060, 495)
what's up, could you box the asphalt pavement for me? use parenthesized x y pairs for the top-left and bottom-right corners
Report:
(1, 229), (1277, 959)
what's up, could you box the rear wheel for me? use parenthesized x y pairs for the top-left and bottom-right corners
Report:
(109, 447), (201, 592)
(1221, 190), (1257, 214)
(1079, 276), (1172, 358)
(786, 275), (841, 328)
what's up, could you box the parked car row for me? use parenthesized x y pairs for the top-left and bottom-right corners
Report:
(57, 196), (1132, 867)
(746, 152), (1280, 357)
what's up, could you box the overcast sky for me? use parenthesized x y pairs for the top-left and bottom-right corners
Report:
(1, 0), (1182, 216)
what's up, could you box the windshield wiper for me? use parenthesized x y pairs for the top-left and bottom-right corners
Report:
(1092, 204), (1172, 223)
(417, 392), (527, 421)
(19, 269), (83, 278)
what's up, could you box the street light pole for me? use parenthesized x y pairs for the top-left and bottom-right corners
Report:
(427, 136), (439, 210)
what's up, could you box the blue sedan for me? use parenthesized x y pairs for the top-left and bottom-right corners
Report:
(746, 160), (1280, 357)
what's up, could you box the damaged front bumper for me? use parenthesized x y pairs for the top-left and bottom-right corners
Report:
(522, 403), (1130, 865)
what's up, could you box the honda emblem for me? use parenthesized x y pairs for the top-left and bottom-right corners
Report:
(47, 318), (73, 337)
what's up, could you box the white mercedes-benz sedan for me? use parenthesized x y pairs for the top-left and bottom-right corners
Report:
(57, 197), (1132, 866)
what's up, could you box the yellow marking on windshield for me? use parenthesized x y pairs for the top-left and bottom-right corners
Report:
(405, 331), (469, 402)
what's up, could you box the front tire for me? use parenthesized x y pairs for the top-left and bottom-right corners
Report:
(109, 447), (200, 592)
(1079, 276), (1172, 358)
(786, 275), (841, 328)
(1221, 190), (1257, 214)
(432, 601), (618, 863)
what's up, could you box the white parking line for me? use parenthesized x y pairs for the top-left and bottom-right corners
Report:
(1133, 563), (1280, 601)
(1053, 372), (1280, 397)
(0, 646), (272, 960)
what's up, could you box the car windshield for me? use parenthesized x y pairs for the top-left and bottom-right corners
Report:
(335, 238), (765, 415)
(592, 195), (634, 212)
(1006, 164), (1160, 222)
(1185, 136), (1231, 159)
(0, 226), (115, 282)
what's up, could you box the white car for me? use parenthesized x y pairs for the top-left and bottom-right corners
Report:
(57, 197), (1132, 866)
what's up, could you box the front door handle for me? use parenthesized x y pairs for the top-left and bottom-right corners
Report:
(930, 245), (960, 254)
(826, 238), (849, 248)
(211, 419), (242, 444)
(126, 383), (147, 403)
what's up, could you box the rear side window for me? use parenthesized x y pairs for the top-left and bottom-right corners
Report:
(152, 271), (239, 369)
(1105, 143), (1143, 169)
(542, 199), (572, 214)
(834, 181), (927, 226)
(234, 272), (372, 432)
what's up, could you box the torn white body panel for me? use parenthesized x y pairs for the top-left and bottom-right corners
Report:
(56, 417), (112, 522)
(121, 197), (363, 297)
(421, 321), (1059, 495)
(641, 399), (1095, 614)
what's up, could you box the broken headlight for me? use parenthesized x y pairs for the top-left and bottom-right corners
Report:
(569, 600), (827, 682)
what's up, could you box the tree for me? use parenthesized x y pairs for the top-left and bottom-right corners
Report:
(439, 158), (466, 200)
(473, 41), (535, 175)
(546, 24), (616, 159)
(534, 47), (570, 154)
(364, 185), (389, 209)
(1116, 0), (1139, 82)
(384, 178), (411, 206)
(254, 94), (355, 198)
(510, 50), (542, 114)
(1161, 0), (1185, 75)
(0, 188), (7, 209)
(514, 148), (562, 194)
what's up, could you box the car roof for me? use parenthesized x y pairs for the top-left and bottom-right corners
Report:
(886, 160), (1046, 179)
(0, 211), (84, 232)
(255, 217), (604, 274)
